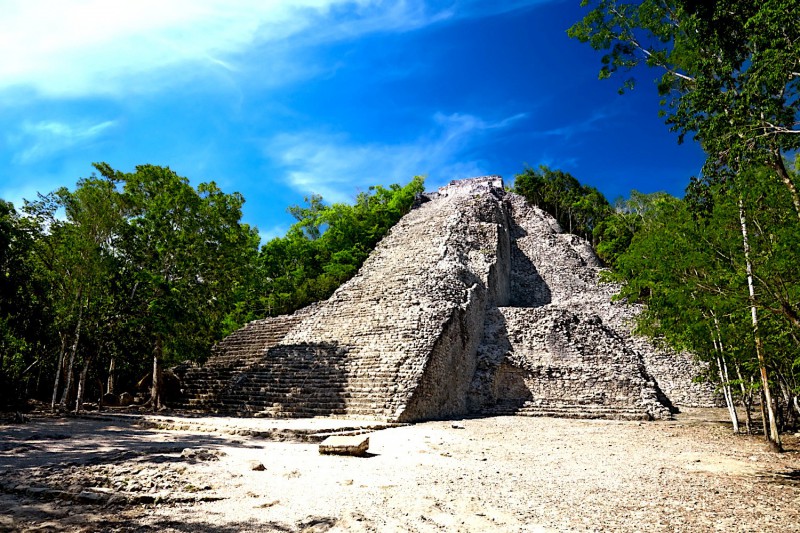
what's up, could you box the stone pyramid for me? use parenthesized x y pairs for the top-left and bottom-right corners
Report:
(175, 177), (717, 421)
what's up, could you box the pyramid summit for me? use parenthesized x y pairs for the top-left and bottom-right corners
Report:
(175, 176), (716, 421)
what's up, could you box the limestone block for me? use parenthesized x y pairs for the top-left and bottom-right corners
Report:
(319, 435), (370, 456)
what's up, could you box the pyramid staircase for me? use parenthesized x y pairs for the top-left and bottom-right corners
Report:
(174, 177), (712, 422)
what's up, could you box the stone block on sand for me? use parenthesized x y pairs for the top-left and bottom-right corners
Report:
(319, 435), (370, 456)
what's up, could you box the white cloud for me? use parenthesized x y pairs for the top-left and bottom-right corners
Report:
(265, 111), (527, 201)
(7, 119), (116, 163)
(1, 0), (334, 96)
(6, 120), (115, 164)
(0, 0), (550, 98)
(540, 109), (612, 139)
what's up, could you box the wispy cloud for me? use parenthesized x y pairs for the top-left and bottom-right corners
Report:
(447, 0), (562, 19)
(7, 120), (117, 164)
(265, 111), (528, 201)
(539, 109), (613, 139)
(0, 0), (551, 98)
(1, 0), (325, 97)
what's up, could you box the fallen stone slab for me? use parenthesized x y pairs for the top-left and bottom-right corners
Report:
(318, 435), (370, 456)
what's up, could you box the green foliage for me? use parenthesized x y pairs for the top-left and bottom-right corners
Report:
(0, 199), (49, 405)
(594, 190), (676, 267)
(112, 164), (260, 366)
(608, 166), (800, 424)
(237, 176), (425, 320)
(0, 165), (424, 407)
(571, 1), (800, 432)
(1, 164), (261, 406)
(569, 0), (800, 202)
(512, 166), (611, 244)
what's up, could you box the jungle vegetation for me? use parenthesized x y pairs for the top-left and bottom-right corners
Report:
(1, 0), (797, 450)
(568, 0), (800, 449)
(0, 163), (423, 410)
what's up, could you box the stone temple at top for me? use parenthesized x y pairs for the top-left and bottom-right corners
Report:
(175, 176), (716, 421)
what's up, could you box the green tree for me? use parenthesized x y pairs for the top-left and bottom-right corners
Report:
(0, 200), (50, 406)
(569, 0), (800, 219)
(513, 166), (611, 244)
(570, 0), (800, 449)
(22, 175), (127, 411)
(593, 190), (675, 266)
(609, 170), (800, 447)
(241, 176), (425, 320)
(103, 163), (258, 409)
(4, 169), (425, 408)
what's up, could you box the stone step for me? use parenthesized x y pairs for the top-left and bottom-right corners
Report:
(173, 180), (701, 422)
(483, 401), (650, 421)
(516, 408), (650, 421)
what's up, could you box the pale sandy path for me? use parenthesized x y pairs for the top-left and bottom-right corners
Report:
(0, 409), (798, 532)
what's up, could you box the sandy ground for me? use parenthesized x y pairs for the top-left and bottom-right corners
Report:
(0, 408), (798, 532)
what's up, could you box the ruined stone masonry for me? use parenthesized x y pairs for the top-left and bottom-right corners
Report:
(175, 177), (717, 421)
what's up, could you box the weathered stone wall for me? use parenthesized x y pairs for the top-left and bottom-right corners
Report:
(173, 306), (317, 411)
(176, 178), (510, 419)
(493, 193), (718, 412)
(178, 176), (717, 421)
(470, 307), (670, 419)
(271, 177), (509, 420)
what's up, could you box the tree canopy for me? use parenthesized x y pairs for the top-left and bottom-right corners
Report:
(2, 164), (259, 409)
(570, 0), (800, 449)
(513, 166), (611, 245)
(569, 0), (800, 216)
(0, 168), (424, 410)
(607, 168), (800, 437)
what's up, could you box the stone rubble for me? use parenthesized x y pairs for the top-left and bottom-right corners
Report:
(176, 176), (717, 422)
(0, 453), (224, 506)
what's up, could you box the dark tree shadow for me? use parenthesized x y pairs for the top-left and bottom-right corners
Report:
(0, 415), (249, 471)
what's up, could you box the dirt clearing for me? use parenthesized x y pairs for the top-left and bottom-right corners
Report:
(1, 408), (798, 532)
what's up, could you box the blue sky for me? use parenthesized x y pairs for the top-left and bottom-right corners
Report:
(0, 0), (706, 240)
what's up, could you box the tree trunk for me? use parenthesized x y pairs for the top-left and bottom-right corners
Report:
(759, 390), (769, 439)
(711, 317), (738, 433)
(96, 378), (104, 412)
(107, 357), (116, 395)
(770, 152), (800, 223)
(735, 363), (753, 435)
(739, 198), (782, 450)
(35, 353), (42, 397)
(568, 207), (573, 234)
(781, 373), (800, 417)
(151, 336), (163, 411)
(777, 373), (799, 427)
(59, 297), (85, 410)
(74, 355), (92, 413)
(50, 333), (67, 411)
(715, 355), (739, 434)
